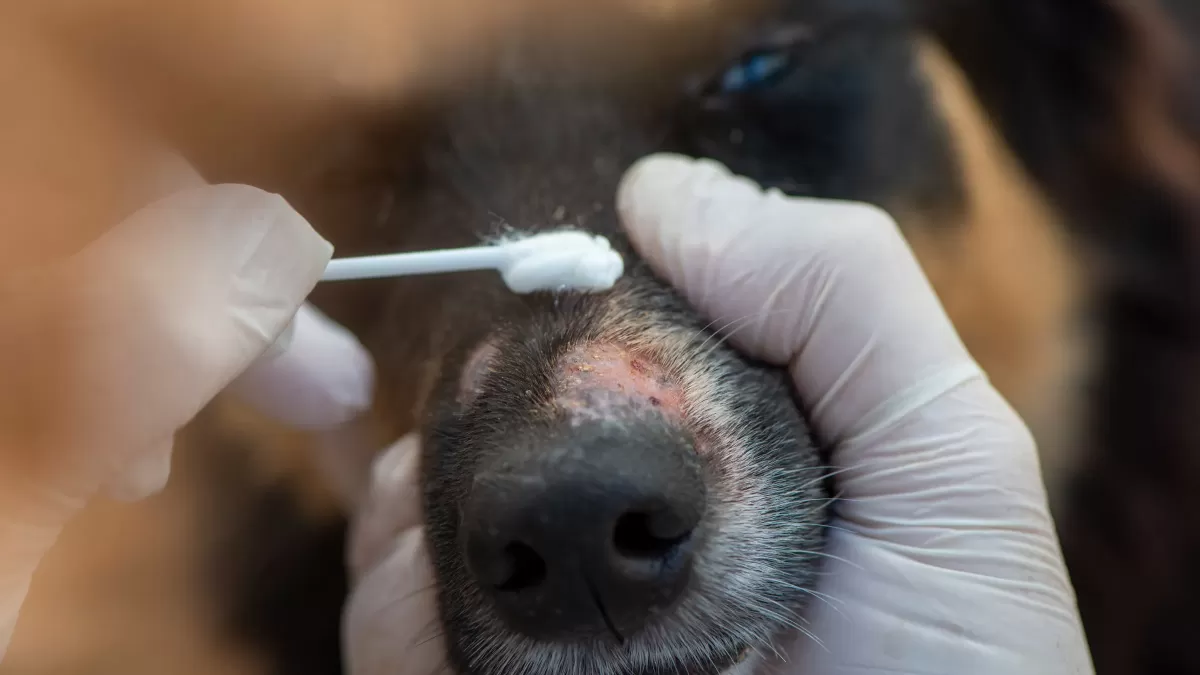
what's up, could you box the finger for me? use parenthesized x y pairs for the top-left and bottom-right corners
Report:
(229, 302), (376, 429)
(66, 183), (333, 458)
(344, 528), (446, 675)
(348, 433), (423, 582)
(0, 184), (333, 515)
(617, 153), (980, 445)
(616, 152), (1056, 537)
(618, 154), (1089, 671)
(767, 520), (1095, 675)
(343, 434), (446, 675)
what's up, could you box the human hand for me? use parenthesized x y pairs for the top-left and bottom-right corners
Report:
(615, 154), (1094, 674)
(0, 159), (373, 660)
(340, 153), (1094, 675)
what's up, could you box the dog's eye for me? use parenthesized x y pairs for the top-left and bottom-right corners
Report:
(718, 50), (793, 93)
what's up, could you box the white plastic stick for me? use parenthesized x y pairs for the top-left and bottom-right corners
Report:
(320, 229), (625, 294)
(322, 247), (507, 282)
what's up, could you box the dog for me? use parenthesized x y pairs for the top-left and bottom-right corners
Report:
(5, 0), (1198, 674)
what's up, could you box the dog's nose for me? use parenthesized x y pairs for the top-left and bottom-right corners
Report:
(461, 418), (707, 643)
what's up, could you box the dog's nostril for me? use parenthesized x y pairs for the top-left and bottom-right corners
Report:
(461, 417), (707, 642)
(494, 542), (547, 592)
(613, 511), (692, 559)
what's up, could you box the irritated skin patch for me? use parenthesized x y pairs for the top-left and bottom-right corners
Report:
(441, 326), (825, 675)
(459, 340), (688, 425)
(554, 343), (686, 426)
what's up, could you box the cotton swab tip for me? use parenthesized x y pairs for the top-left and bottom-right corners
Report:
(498, 230), (625, 293)
(318, 228), (625, 293)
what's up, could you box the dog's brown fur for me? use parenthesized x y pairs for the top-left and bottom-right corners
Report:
(906, 40), (1089, 496)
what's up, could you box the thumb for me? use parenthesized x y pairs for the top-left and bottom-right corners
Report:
(616, 153), (1089, 672)
(229, 302), (376, 430)
(616, 153), (979, 446)
(615, 151), (1057, 549)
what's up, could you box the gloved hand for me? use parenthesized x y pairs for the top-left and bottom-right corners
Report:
(614, 154), (1094, 674)
(0, 160), (374, 661)
(341, 153), (1094, 675)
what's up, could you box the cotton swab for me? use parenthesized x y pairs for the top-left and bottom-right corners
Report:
(261, 230), (626, 360)
(320, 229), (625, 294)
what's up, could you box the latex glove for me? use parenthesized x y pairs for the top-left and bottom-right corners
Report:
(231, 301), (375, 431)
(341, 153), (1094, 675)
(615, 154), (1094, 674)
(0, 176), (371, 660)
(344, 433), (443, 675)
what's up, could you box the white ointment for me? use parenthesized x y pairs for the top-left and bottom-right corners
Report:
(321, 229), (625, 294)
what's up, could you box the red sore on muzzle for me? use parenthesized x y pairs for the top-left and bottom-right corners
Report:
(459, 340), (709, 644)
